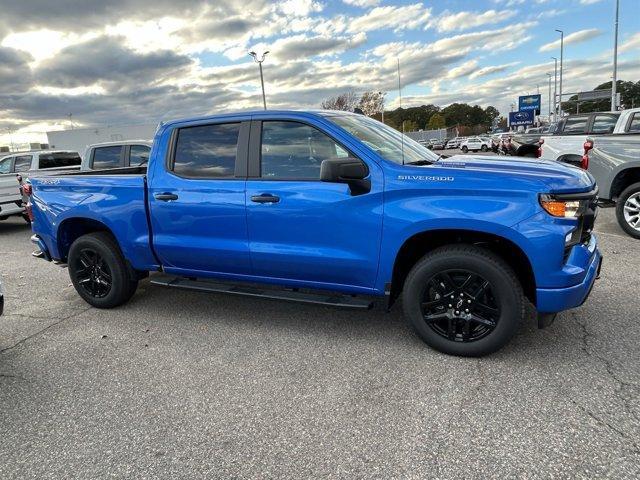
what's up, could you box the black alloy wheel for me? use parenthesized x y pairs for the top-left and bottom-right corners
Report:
(73, 248), (113, 299)
(421, 270), (499, 343)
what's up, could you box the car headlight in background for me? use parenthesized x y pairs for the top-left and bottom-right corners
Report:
(539, 194), (588, 218)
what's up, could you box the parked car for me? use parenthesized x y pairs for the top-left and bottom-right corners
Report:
(536, 109), (639, 162)
(460, 137), (489, 153)
(432, 139), (447, 150)
(28, 110), (601, 357)
(446, 137), (462, 149)
(82, 140), (152, 171)
(580, 132), (640, 238)
(0, 150), (81, 222)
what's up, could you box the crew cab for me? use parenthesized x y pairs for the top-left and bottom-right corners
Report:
(537, 109), (640, 163)
(27, 111), (602, 357)
(0, 150), (81, 222)
(82, 140), (152, 171)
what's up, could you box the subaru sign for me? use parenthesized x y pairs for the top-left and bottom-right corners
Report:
(518, 94), (541, 113)
(509, 110), (535, 126)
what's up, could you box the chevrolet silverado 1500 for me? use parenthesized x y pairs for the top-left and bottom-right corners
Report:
(27, 111), (602, 356)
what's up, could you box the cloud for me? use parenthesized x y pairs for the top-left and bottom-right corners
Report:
(35, 35), (194, 89)
(539, 28), (602, 52)
(620, 32), (640, 54)
(342, 0), (380, 6)
(469, 62), (520, 79)
(267, 33), (367, 61)
(348, 3), (432, 33)
(0, 46), (33, 94)
(579, 0), (603, 4)
(434, 10), (515, 32)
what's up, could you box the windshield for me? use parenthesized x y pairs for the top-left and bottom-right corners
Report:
(325, 114), (440, 164)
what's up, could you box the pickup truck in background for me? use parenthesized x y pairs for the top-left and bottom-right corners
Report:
(581, 132), (640, 238)
(539, 108), (640, 163)
(0, 150), (81, 222)
(27, 110), (602, 357)
(81, 140), (152, 171)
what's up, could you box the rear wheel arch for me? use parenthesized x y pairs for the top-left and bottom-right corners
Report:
(57, 218), (120, 262)
(389, 229), (536, 307)
(610, 167), (640, 201)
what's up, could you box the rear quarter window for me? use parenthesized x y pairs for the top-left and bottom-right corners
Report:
(627, 112), (640, 133)
(39, 152), (82, 169)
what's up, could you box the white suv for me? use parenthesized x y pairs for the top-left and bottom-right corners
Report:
(460, 137), (489, 153)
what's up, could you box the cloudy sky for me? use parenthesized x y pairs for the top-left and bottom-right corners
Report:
(1, 0), (638, 146)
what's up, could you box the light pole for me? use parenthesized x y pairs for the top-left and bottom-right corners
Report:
(551, 57), (558, 121)
(546, 73), (552, 120)
(611, 0), (619, 111)
(555, 29), (564, 117)
(248, 51), (269, 110)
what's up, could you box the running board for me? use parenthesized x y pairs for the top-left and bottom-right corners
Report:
(150, 274), (374, 310)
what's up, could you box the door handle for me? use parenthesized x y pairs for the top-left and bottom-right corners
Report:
(155, 193), (179, 201)
(251, 194), (280, 204)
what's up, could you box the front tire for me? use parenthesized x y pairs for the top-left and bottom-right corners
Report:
(402, 245), (525, 357)
(461, 146), (468, 153)
(68, 232), (138, 308)
(616, 182), (640, 239)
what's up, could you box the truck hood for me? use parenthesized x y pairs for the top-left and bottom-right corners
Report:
(430, 154), (595, 193)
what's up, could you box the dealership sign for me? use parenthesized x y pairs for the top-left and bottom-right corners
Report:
(509, 110), (535, 126)
(518, 94), (541, 113)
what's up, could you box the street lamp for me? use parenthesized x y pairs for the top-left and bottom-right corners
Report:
(248, 50), (269, 110)
(555, 29), (564, 117)
(611, 0), (620, 111)
(546, 73), (552, 119)
(551, 57), (558, 121)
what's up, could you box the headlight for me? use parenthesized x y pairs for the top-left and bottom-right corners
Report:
(539, 194), (587, 218)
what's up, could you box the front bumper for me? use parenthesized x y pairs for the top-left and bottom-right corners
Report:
(536, 234), (602, 313)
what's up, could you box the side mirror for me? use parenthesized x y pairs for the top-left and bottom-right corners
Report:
(320, 157), (370, 195)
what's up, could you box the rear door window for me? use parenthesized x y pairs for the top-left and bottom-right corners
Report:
(172, 123), (240, 178)
(39, 152), (82, 169)
(561, 116), (589, 134)
(0, 157), (13, 174)
(591, 114), (619, 134)
(91, 147), (122, 170)
(128, 145), (150, 166)
(13, 155), (32, 172)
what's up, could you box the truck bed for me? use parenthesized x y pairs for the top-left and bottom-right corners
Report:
(29, 171), (158, 271)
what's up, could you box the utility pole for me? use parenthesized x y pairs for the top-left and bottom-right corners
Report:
(611, 0), (620, 111)
(555, 30), (564, 117)
(551, 57), (558, 121)
(379, 91), (385, 124)
(67, 113), (74, 130)
(397, 58), (402, 109)
(248, 51), (269, 110)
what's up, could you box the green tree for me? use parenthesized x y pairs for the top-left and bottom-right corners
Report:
(427, 113), (446, 129)
(560, 80), (640, 113)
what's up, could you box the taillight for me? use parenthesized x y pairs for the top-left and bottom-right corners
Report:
(22, 183), (32, 196)
(580, 140), (593, 170)
(581, 153), (589, 170)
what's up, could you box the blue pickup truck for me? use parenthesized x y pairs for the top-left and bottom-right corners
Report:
(27, 110), (602, 356)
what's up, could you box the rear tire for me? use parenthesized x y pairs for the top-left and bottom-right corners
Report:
(68, 232), (138, 308)
(616, 182), (640, 239)
(402, 245), (525, 357)
(481, 145), (488, 152)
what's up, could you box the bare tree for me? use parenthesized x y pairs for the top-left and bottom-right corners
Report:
(358, 91), (386, 117)
(321, 91), (359, 111)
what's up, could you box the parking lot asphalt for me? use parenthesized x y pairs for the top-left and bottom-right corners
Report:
(1, 209), (639, 479)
